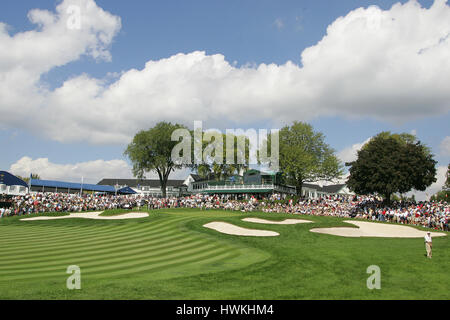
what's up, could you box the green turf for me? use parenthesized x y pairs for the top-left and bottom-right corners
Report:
(98, 208), (139, 216)
(0, 209), (448, 299)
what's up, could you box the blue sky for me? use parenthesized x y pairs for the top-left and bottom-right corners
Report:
(0, 0), (449, 197)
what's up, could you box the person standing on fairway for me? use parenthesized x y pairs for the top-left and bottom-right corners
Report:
(424, 231), (432, 259)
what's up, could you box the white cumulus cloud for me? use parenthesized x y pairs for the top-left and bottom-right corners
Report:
(440, 136), (450, 157)
(9, 156), (192, 184)
(0, 0), (450, 144)
(337, 137), (372, 164)
(0, 0), (121, 139)
(9, 157), (132, 184)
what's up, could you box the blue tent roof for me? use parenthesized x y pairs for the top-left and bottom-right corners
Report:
(30, 179), (115, 193)
(0, 171), (28, 188)
(117, 186), (137, 194)
(30, 179), (138, 194)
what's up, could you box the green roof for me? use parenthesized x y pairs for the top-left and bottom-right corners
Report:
(244, 169), (276, 176)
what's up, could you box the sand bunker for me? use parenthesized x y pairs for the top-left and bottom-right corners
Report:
(242, 217), (312, 225)
(20, 211), (149, 221)
(203, 222), (279, 237)
(310, 220), (447, 238)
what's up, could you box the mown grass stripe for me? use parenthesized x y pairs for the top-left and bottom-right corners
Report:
(1, 239), (227, 274)
(0, 223), (129, 237)
(0, 229), (187, 262)
(0, 229), (189, 261)
(0, 219), (190, 255)
(0, 214), (188, 237)
(0, 245), (235, 281)
(0, 242), (231, 280)
(0, 236), (210, 271)
(84, 246), (235, 278)
(0, 232), (201, 265)
(0, 228), (190, 259)
(0, 224), (140, 243)
(0, 217), (188, 244)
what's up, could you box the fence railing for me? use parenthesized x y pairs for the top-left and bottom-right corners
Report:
(193, 183), (297, 194)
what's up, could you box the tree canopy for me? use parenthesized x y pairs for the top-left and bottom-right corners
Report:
(190, 130), (250, 181)
(346, 132), (437, 204)
(124, 122), (188, 197)
(263, 121), (343, 196)
(124, 123), (251, 196)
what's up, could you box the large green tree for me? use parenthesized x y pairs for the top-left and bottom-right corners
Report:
(430, 189), (450, 203)
(264, 121), (343, 197)
(124, 122), (189, 198)
(346, 132), (437, 204)
(192, 131), (250, 181)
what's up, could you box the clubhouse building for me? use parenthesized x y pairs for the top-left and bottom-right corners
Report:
(98, 169), (354, 199)
(1, 169), (354, 199)
(97, 178), (187, 197)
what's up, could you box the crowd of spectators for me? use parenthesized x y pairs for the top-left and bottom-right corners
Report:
(0, 192), (448, 231)
(1, 193), (139, 217)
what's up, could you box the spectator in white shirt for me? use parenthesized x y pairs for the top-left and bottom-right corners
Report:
(424, 231), (432, 259)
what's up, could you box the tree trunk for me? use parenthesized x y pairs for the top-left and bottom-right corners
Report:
(161, 181), (167, 198)
(384, 192), (391, 206)
(156, 168), (168, 198)
(296, 181), (303, 198)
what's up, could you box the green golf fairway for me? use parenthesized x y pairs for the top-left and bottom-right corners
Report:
(0, 209), (448, 299)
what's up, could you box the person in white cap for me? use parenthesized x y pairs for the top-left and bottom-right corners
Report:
(424, 231), (433, 259)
